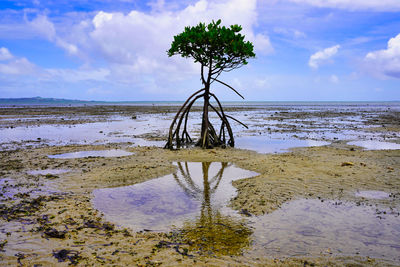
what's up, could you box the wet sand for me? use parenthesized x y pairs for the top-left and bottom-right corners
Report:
(0, 104), (399, 266)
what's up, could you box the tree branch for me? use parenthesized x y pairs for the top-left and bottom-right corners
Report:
(212, 79), (244, 99)
(225, 115), (248, 128)
(201, 64), (206, 85)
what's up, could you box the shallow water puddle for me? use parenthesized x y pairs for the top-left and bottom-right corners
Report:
(27, 169), (70, 175)
(1, 178), (30, 200)
(236, 136), (329, 153)
(93, 162), (258, 231)
(249, 199), (400, 261)
(0, 178), (57, 201)
(0, 114), (173, 149)
(348, 140), (400, 150)
(48, 149), (133, 159)
(355, 190), (390, 199)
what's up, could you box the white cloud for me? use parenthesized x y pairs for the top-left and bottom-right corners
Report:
(0, 48), (36, 75)
(29, 15), (56, 41)
(0, 47), (13, 61)
(254, 77), (269, 88)
(0, 46), (109, 83)
(329, 74), (339, 83)
(64, 0), (272, 80)
(0, 57), (36, 75)
(253, 33), (274, 54)
(29, 15), (78, 55)
(364, 33), (400, 79)
(56, 39), (79, 55)
(308, 45), (340, 69)
(287, 0), (400, 11)
(43, 68), (110, 82)
(274, 27), (306, 39)
(232, 77), (243, 90)
(92, 11), (114, 29)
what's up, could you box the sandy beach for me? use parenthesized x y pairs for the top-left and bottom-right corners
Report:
(1, 103), (399, 266)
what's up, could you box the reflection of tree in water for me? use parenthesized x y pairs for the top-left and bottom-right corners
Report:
(171, 162), (252, 256)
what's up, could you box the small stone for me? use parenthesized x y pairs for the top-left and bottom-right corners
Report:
(43, 228), (67, 239)
(239, 209), (252, 217)
(341, 162), (354, 166)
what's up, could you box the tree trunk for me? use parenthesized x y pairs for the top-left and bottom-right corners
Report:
(201, 85), (210, 148)
(200, 59), (213, 148)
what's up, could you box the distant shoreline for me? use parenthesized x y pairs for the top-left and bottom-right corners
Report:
(1, 97), (400, 107)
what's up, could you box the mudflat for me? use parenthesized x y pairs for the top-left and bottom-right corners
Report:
(0, 104), (399, 266)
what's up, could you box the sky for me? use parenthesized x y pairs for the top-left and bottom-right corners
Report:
(0, 0), (399, 101)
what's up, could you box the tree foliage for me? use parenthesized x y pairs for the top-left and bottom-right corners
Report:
(165, 20), (255, 149)
(168, 19), (255, 74)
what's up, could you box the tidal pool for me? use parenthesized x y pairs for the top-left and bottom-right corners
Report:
(355, 190), (390, 199)
(48, 149), (133, 159)
(0, 178), (57, 201)
(236, 136), (329, 153)
(27, 169), (70, 175)
(249, 199), (400, 262)
(348, 140), (400, 150)
(93, 162), (258, 231)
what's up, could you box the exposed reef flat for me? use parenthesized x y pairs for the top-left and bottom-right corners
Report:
(0, 104), (399, 266)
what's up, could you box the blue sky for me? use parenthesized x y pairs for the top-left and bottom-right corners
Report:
(0, 0), (399, 101)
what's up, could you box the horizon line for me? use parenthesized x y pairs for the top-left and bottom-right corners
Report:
(1, 97), (400, 103)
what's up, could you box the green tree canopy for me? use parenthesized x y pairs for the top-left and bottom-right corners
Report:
(167, 19), (255, 75)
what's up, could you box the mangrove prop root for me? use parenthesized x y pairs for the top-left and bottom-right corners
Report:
(165, 88), (246, 149)
(164, 88), (205, 149)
